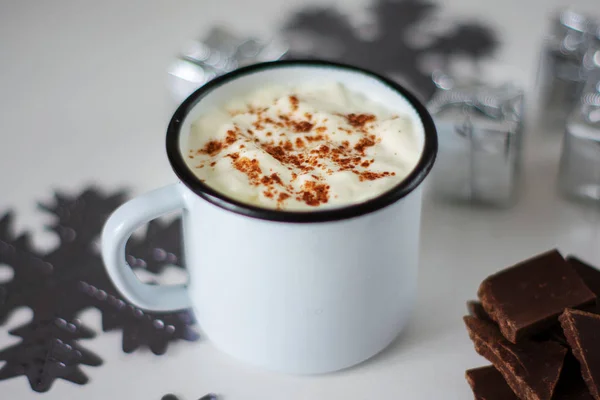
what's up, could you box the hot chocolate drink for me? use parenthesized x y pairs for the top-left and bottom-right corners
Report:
(185, 82), (422, 210)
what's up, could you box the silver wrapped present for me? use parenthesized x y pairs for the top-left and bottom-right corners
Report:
(558, 72), (600, 202)
(428, 74), (524, 207)
(168, 27), (288, 103)
(536, 9), (598, 130)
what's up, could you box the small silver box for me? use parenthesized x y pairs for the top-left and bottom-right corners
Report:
(559, 73), (600, 202)
(428, 76), (524, 207)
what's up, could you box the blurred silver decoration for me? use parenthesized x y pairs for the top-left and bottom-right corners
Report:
(536, 9), (599, 131)
(168, 27), (288, 103)
(558, 71), (600, 203)
(428, 72), (524, 207)
(583, 23), (600, 73)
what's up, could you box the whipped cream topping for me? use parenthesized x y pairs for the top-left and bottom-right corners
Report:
(185, 82), (421, 210)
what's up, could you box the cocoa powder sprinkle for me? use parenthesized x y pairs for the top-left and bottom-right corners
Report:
(346, 113), (376, 128)
(233, 157), (262, 185)
(300, 181), (330, 206)
(354, 137), (376, 154)
(225, 130), (237, 145)
(289, 95), (299, 111)
(198, 140), (223, 156)
(226, 152), (240, 161)
(278, 192), (290, 202)
(292, 121), (314, 132)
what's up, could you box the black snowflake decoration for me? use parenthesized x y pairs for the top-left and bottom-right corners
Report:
(0, 187), (198, 392)
(284, 0), (499, 101)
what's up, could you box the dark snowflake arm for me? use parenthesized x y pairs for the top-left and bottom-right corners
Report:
(374, 0), (438, 40)
(0, 212), (53, 323)
(38, 188), (127, 249)
(79, 280), (199, 355)
(0, 317), (102, 392)
(426, 23), (499, 59)
(285, 8), (358, 41)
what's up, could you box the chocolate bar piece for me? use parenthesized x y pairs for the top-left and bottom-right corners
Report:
(467, 300), (493, 321)
(468, 300), (568, 346)
(478, 250), (596, 343)
(569, 256), (600, 299)
(559, 309), (600, 400)
(553, 353), (594, 400)
(464, 316), (566, 400)
(466, 365), (518, 400)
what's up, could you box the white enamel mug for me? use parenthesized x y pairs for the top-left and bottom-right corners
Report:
(101, 60), (437, 374)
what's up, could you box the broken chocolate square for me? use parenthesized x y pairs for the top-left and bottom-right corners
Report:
(464, 316), (567, 400)
(466, 365), (518, 400)
(478, 250), (596, 343)
(559, 309), (600, 400)
(468, 300), (568, 346)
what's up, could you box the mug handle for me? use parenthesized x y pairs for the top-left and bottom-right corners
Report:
(101, 183), (191, 312)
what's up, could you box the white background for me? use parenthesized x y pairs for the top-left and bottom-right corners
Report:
(2, 0), (600, 399)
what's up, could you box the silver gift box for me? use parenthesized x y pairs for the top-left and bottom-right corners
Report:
(168, 27), (288, 103)
(428, 75), (524, 207)
(558, 72), (600, 202)
(536, 9), (599, 130)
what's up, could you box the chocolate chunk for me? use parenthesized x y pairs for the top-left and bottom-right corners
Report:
(478, 250), (596, 343)
(464, 316), (567, 400)
(554, 353), (594, 400)
(468, 300), (568, 346)
(559, 309), (600, 400)
(466, 365), (519, 400)
(569, 256), (600, 299)
(467, 300), (493, 321)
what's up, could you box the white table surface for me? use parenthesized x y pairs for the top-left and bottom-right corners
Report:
(2, 0), (600, 399)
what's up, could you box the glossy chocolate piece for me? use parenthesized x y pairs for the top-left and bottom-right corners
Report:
(464, 316), (566, 400)
(559, 309), (600, 400)
(466, 365), (518, 400)
(478, 250), (596, 343)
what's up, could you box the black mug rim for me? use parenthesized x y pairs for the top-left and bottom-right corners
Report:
(166, 60), (437, 223)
